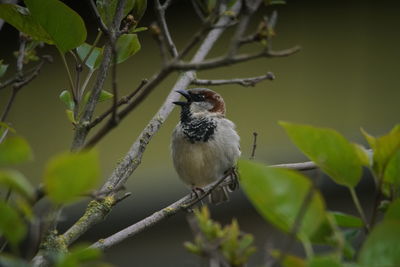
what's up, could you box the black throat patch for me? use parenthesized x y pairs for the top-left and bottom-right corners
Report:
(181, 117), (217, 143)
(178, 102), (217, 143)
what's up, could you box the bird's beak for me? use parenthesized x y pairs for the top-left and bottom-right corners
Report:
(172, 101), (187, 106)
(175, 89), (191, 101)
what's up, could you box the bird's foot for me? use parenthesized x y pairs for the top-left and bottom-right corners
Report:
(225, 166), (239, 191)
(191, 187), (206, 198)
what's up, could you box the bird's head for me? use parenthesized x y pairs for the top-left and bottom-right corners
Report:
(173, 88), (226, 116)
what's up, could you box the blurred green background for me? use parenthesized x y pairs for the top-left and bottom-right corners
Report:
(1, 0), (400, 266)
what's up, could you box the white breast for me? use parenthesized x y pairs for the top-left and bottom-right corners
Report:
(171, 118), (241, 188)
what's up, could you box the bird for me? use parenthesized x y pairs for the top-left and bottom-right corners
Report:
(171, 88), (241, 204)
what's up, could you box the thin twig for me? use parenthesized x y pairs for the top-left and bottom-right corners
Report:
(16, 34), (27, 77)
(162, 0), (173, 9)
(88, 79), (148, 129)
(82, 30), (103, 67)
(91, 172), (233, 250)
(84, 67), (172, 148)
(150, 22), (169, 64)
(190, 0), (206, 23)
(1, 47), (49, 122)
(1, 90), (17, 122)
(0, 77), (17, 90)
(179, 1), (230, 61)
(272, 161), (317, 171)
(71, 0), (127, 151)
(192, 72), (275, 87)
(60, 52), (77, 103)
(88, 0), (109, 35)
(349, 187), (370, 231)
(173, 46), (301, 71)
(111, 43), (119, 123)
(154, 0), (179, 58)
(250, 132), (258, 160)
(227, 0), (262, 57)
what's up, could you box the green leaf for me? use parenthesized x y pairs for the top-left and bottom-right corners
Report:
(384, 149), (400, 187)
(65, 110), (76, 124)
(56, 244), (102, 267)
(280, 122), (362, 188)
(0, 60), (8, 78)
(44, 150), (101, 204)
(308, 256), (342, 267)
(358, 220), (400, 267)
(0, 122), (16, 134)
(76, 43), (103, 70)
(98, 90), (113, 102)
(0, 200), (27, 246)
(239, 160), (326, 240)
(132, 0), (147, 22)
(0, 255), (30, 267)
(330, 211), (363, 228)
(352, 144), (371, 167)
(96, 0), (136, 26)
(59, 90), (75, 110)
(116, 33), (141, 64)
(309, 218), (335, 244)
(0, 170), (34, 200)
(270, 250), (305, 267)
(83, 90), (113, 105)
(131, 26), (147, 33)
(0, 4), (53, 43)
(0, 136), (33, 166)
(24, 0), (87, 53)
(361, 125), (400, 176)
(343, 229), (360, 260)
(384, 199), (400, 221)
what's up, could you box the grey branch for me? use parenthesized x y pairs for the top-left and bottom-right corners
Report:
(91, 172), (233, 250)
(71, 0), (127, 151)
(90, 160), (319, 250)
(192, 72), (275, 87)
(272, 161), (317, 171)
(88, 79), (148, 129)
(154, 0), (179, 58)
(60, 1), (242, 245)
(172, 46), (301, 71)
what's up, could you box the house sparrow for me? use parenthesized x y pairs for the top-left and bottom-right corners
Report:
(171, 88), (241, 204)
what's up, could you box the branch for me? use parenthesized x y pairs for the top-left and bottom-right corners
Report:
(88, 79), (148, 129)
(60, 1), (242, 245)
(250, 131), (258, 160)
(227, 0), (262, 57)
(190, 0), (206, 23)
(154, 0), (179, 58)
(150, 22), (170, 64)
(90, 160), (319, 250)
(172, 46), (301, 71)
(192, 72), (275, 87)
(1, 49), (51, 122)
(272, 161), (317, 171)
(91, 172), (233, 250)
(84, 67), (172, 148)
(88, 0), (109, 35)
(71, 0), (127, 151)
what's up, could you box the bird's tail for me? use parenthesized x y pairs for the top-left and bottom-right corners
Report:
(209, 186), (229, 205)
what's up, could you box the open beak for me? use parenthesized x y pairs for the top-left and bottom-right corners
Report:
(173, 89), (191, 106)
(175, 89), (191, 101)
(172, 101), (187, 106)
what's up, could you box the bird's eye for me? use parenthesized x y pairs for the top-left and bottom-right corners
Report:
(192, 94), (206, 102)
